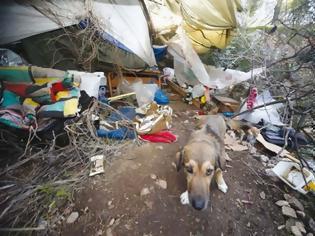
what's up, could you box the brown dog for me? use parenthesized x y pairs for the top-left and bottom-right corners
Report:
(176, 115), (228, 210)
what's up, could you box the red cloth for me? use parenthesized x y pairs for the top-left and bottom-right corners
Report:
(140, 131), (177, 143)
(246, 87), (258, 111)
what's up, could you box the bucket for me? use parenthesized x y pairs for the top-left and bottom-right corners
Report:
(272, 159), (315, 194)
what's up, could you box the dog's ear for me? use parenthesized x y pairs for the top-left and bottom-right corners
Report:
(175, 151), (183, 172)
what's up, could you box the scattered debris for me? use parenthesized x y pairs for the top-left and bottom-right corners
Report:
(89, 155), (105, 177)
(260, 155), (269, 163)
(108, 218), (115, 227)
(66, 212), (79, 224)
(150, 174), (157, 180)
(155, 179), (167, 189)
(140, 187), (151, 196)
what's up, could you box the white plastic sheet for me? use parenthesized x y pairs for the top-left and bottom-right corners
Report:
(238, 90), (284, 126)
(169, 27), (264, 89)
(0, 0), (156, 67)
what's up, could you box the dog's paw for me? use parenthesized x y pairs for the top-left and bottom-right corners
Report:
(218, 182), (228, 193)
(180, 191), (189, 205)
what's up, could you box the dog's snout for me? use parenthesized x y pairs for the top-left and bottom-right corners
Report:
(191, 196), (205, 210)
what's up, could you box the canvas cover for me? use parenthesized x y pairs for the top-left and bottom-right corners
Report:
(0, 0), (156, 67)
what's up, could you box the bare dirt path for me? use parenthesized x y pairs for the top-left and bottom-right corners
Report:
(59, 101), (285, 236)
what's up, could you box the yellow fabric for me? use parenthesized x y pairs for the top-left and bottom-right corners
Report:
(184, 23), (232, 52)
(0, 66), (29, 71)
(33, 77), (61, 85)
(55, 91), (70, 101)
(23, 98), (39, 108)
(165, 0), (239, 51)
(63, 98), (78, 117)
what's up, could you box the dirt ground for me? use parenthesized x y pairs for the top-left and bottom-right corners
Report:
(59, 101), (286, 236)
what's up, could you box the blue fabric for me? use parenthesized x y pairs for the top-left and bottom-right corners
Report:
(108, 106), (136, 122)
(97, 127), (136, 139)
(79, 19), (133, 53)
(1, 90), (20, 107)
(153, 45), (167, 61)
(261, 127), (308, 149)
(154, 89), (169, 105)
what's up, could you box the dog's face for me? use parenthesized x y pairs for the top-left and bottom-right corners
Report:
(176, 145), (217, 210)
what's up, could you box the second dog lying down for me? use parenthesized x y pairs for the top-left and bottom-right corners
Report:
(175, 115), (229, 210)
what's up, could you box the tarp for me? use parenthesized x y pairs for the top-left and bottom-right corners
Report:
(145, 0), (277, 53)
(0, 0), (156, 67)
(168, 27), (264, 89)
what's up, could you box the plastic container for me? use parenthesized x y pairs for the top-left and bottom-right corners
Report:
(272, 159), (315, 194)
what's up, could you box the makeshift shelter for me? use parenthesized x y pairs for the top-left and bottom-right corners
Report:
(0, 0), (157, 70)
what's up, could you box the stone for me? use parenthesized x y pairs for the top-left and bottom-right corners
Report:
(106, 228), (113, 236)
(140, 187), (150, 196)
(307, 233), (314, 236)
(108, 218), (115, 226)
(260, 155), (269, 163)
(296, 210), (306, 218)
(277, 225), (285, 230)
(291, 225), (303, 236)
(184, 120), (189, 124)
(275, 200), (290, 207)
(156, 146), (163, 150)
(144, 200), (153, 209)
(296, 221), (306, 234)
(286, 219), (296, 231)
(150, 174), (157, 180)
(259, 191), (266, 200)
(309, 218), (315, 233)
(66, 212), (79, 224)
(284, 194), (304, 212)
(282, 206), (297, 218)
(155, 179), (167, 189)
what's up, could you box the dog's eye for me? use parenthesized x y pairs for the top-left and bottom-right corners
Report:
(206, 168), (212, 176)
(186, 166), (193, 174)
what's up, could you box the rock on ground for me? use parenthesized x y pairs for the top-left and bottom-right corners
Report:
(291, 225), (303, 236)
(66, 212), (79, 224)
(275, 200), (289, 207)
(282, 206), (297, 218)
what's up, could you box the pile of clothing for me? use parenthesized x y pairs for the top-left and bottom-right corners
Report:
(0, 66), (81, 132)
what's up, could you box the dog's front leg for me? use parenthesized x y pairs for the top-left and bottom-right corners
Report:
(215, 168), (228, 193)
(180, 190), (189, 205)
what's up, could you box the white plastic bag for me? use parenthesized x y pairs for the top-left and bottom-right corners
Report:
(132, 82), (158, 107)
(239, 90), (283, 125)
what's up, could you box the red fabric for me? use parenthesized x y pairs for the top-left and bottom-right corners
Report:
(4, 83), (29, 97)
(140, 131), (177, 143)
(246, 87), (258, 111)
(50, 82), (67, 102)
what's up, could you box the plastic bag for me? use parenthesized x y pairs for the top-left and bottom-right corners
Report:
(132, 82), (158, 107)
(239, 90), (283, 125)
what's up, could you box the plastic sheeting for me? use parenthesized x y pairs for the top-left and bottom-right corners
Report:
(0, 0), (156, 67)
(169, 27), (264, 89)
(146, 0), (277, 52)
